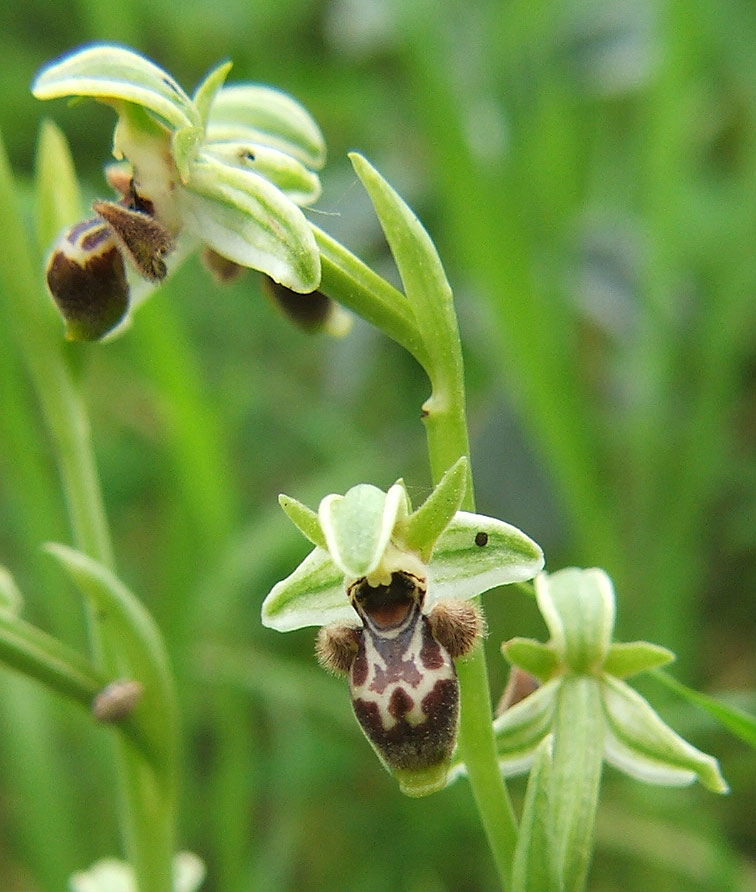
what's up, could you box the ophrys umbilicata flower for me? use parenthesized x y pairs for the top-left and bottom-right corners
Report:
(261, 458), (545, 796)
(32, 44), (325, 339)
(486, 567), (727, 793)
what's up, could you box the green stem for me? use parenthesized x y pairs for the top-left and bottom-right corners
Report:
(0, 124), (176, 892)
(316, 156), (520, 888)
(0, 611), (104, 707)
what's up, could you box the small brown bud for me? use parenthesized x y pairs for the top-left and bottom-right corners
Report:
(92, 679), (143, 722)
(315, 624), (361, 676)
(260, 275), (334, 332)
(496, 666), (540, 716)
(200, 246), (246, 284)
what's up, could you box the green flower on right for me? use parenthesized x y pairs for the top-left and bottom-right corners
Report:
(484, 567), (727, 792)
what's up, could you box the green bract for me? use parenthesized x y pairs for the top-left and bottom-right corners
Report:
(31, 44), (325, 339)
(493, 567), (728, 793)
(261, 458), (545, 631)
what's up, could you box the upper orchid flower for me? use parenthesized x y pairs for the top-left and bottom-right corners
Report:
(261, 457), (544, 796)
(32, 44), (325, 339)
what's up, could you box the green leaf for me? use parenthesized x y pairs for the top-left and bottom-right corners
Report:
(35, 119), (82, 252)
(536, 568), (615, 674)
(261, 547), (351, 632)
(426, 512), (544, 606)
(32, 44), (197, 131)
(601, 675), (728, 793)
(349, 152), (460, 386)
(0, 566), (23, 615)
(202, 142), (322, 205)
(192, 60), (233, 126)
(550, 677), (604, 892)
(502, 638), (560, 682)
(207, 84), (326, 169)
(512, 736), (561, 892)
(651, 669), (756, 750)
(604, 641), (675, 679)
(395, 456), (467, 561)
(319, 483), (404, 579)
(492, 679), (559, 775)
(278, 493), (327, 550)
(181, 152), (320, 292)
(44, 543), (177, 770)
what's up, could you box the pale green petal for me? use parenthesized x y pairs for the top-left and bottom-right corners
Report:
(425, 512), (544, 606)
(502, 638), (560, 681)
(208, 84), (326, 169)
(192, 60), (232, 126)
(604, 641), (676, 679)
(180, 152), (320, 292)
(279, 494), (327, 550)
(261, 547), (353, 631)
(173, 852), (206, 892)
(202, 142), (321, 205)
(601, 675), (728, 793)
(395, 456), (467, 562)
(535, 568), (615, 673)
(32, 44), (196, 130)
(492, 679), (559, 776)
(318, 483), (404, 579)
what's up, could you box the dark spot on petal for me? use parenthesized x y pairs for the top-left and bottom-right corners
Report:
(351, 647), (369, 688)
(475, 531), (488, 547)
(388, 687), (414, 720)
(420, 634), (445, 670)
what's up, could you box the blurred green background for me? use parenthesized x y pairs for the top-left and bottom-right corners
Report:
(0, 0), (754, 890)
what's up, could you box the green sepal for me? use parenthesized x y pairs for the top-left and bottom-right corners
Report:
(512, 736), (561, 892)
(261, 547), (351, 632)
(202, 142), (322, 205)
(44, 543), (177, 771)
(32, 44), (197, 131)
(426, 512), (544, 606)
(0, 566), (23, 615)
(207, 84), (326, 169)
(502, 638), (560, 682)
(536, 568), (615, 674)
(604, 641), (675, 679)
(192, 60), (232, 127)
(318, 483), (405, 579)
(394, 456), (467, 562)
(601, 674), (728, 793)
(550, 677), (604, 892)
(181, 152), (320, 292)
(278, 493), (327, 550)
(491, 679), (559, 776)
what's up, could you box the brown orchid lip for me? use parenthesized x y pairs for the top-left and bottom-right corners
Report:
(45, 217), (129, 340)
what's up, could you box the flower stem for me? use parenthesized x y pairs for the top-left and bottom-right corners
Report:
(317, 155), (520, 889)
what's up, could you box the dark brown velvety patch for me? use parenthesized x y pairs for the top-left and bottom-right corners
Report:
(351, 674), (459, 771)
(46, 244), (128, 340)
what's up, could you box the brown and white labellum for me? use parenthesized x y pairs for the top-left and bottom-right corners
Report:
(317, 570), (482, 796)
(45, 217), (129, 340)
